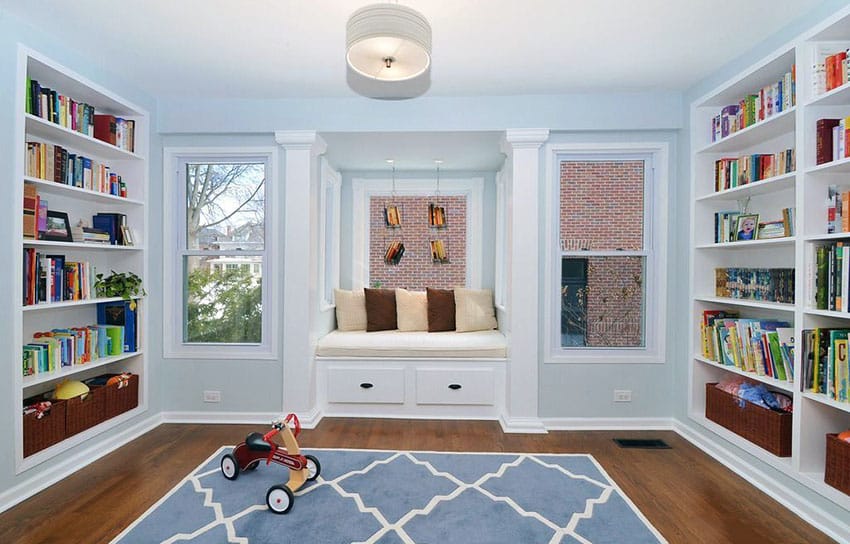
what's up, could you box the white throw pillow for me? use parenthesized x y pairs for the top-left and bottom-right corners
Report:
(395, 288), (428, 331)
(334, 289), (367, 331)
(454, 288), (498, 332)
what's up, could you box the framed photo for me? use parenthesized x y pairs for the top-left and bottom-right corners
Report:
(120, 225), (135, 246)
(757, 219), (787, 239)
(734, 213), (759, 241)
(39, 211), (73, 242)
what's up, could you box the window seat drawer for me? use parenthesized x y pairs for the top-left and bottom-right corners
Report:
(415, 368), (495, 405)
(326, 367), (405, 404)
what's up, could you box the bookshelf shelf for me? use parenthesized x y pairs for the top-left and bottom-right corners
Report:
(690, 9), (850, 525)
(802, 392), (850, 414)
(805, 155), (850, 175)
(806, 80), (850, 107)
(694, 356), (795, 393)
(13, 48), (148, 472)
(693, 296), (795, 311)
(695, 172), (795, 202)
(25, 114), (141, 161)
(695, 238), (795, 250)
(22, 351), (143, 389)
(24, 176), (143, 206)
(697, 107), (796, 154)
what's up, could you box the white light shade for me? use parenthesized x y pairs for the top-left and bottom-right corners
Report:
(346, 3), (432, 82)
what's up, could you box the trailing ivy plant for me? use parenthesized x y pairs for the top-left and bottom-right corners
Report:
(94, 271), (146, 309)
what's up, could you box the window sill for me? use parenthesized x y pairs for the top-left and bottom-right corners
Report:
(163, 348), (277, 360)
(544, 351), (664, 365)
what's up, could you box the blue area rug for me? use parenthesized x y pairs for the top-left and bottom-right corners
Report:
(112, 448), (666, 543)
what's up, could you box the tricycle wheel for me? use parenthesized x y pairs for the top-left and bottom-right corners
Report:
(305, 455), (321, 481)
(244, 460), (260, 471)
(266, 485), (294, 514)
(220, 454), (239, 481)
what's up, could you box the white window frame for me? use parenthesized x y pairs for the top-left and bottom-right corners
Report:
(543, 142), (668, 364)
(319, 158), (341, 310)
(351, 177), (484, 289)
(162, 146), (279, 360)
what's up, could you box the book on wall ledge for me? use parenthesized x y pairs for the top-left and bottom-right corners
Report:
(384, 240), (404, 264)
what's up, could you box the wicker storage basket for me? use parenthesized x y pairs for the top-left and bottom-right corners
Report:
(825, 433), (850, 496)
(64, 386), (106, 437)
(705, 383), (792, 457)
(101, 373), (139, 419)
(23, 397), (66, 457)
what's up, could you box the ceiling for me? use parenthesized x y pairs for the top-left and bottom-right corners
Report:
(0, 0), (825, 99)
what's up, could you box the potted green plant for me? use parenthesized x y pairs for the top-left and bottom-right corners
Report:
(94, 271), (146, 309)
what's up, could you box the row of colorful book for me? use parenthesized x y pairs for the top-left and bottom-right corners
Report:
(428, 204), (447, 227)
(710, 67), (795, 142)
(812, 242), (850, 312)
(699, 310), (794, 382)
(800, 328), (850, 403)
(815, 117), (850, 165)
(23, 324), (123, 376)
(812, 46), (850, 96)
(23, 249), (94, 306)
(384, 241), (405, 264)
(429, 239), (448, 262)
(26, 78), (135, 152)
(26, 141), (127, 197)
(715, 267), (795, 304)
(713, 149), (795, 192)
(383, 205), (401, 227)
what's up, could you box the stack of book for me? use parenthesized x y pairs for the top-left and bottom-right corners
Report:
(811, 45), (850, 96)
(428, 203), (447, 227)
(812, 243), (850, 311)
(715, 267), (795, 303)
(26, 78), (95, 136)
(384, 205), (401, 228)
(711, 66), (795, 142)
(430, 240), (448, 263)
(23, 249), (94, 305)
(26, 141), (127, 196)
(384, 241), (404, 264)
(22, 324), (123, 377)
(713, 149), (795, 191)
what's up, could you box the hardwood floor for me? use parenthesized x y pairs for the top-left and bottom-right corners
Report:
(0, 419), (837, 543)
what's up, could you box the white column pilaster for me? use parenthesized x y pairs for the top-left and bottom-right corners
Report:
(500, 128), (549, 433)
(275, 130), (327, 426)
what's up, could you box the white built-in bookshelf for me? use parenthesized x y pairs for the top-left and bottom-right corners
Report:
(689, 9), (850, 512)
(12, 47), (149, 472)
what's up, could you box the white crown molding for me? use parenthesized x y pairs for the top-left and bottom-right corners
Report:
(274, 130), (328, 155)
(504, 128), (550, 148)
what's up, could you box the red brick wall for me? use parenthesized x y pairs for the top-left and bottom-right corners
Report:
(369, 195), (467, 289)
(560, 161), (644, 251)
(560, 161), (645, 347)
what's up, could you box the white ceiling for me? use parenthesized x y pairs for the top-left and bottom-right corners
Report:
(0, 0), (825, 99)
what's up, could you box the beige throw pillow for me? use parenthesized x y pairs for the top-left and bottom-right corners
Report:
(395, 288), (428, 331)
(334, 289), (367, 331)
(454, 288), (497, 332)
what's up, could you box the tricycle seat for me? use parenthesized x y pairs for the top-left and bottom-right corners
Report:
(246, 432), (272, 452)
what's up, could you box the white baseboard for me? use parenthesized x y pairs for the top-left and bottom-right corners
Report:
(542, 417), (675, 431)
(674, 420), (850, 544)
(499, 414), (548, 434)
(0, 413), (162, 515)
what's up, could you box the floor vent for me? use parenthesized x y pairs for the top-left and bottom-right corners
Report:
(613, 438), (671, 449)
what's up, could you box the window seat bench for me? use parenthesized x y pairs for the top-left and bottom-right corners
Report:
(314, 329), (507, 420)
(315, 329), (507, 358)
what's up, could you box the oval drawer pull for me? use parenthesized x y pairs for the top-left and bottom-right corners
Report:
(448, 383), (462, 390)
(359, 382), (374, 389)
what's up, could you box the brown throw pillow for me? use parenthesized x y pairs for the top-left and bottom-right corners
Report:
(427, 287), (456, 332)
(364, 288), (397, 331)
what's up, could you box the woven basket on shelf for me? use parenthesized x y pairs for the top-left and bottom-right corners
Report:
(65, 386), (106, 437)
(23, 397), (66, 458)
(704, 383), (792, 457)
(102, 373), (139, 419)
(825, 433), (850, 496)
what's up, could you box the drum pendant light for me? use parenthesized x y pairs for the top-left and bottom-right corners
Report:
(346, 3), (432, 82)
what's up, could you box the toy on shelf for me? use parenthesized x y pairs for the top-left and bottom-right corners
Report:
(220, 413), (320, 514)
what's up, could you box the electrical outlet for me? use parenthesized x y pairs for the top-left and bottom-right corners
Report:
(613, 390), (632, 403)
(203, 390), (221, 403)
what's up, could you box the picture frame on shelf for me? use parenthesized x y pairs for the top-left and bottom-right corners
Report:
(757, 219), (787, 240)
(39, 211), (73, 242)
(734, 214), (759, 241)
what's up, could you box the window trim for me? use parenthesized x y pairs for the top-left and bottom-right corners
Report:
(162, 146), (279, 360)
(543, 142), (669, 364)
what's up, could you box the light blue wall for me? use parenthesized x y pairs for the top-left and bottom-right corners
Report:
(0, 8), (159, 492)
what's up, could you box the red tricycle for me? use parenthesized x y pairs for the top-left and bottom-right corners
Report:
(220, 413), (321, 514)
